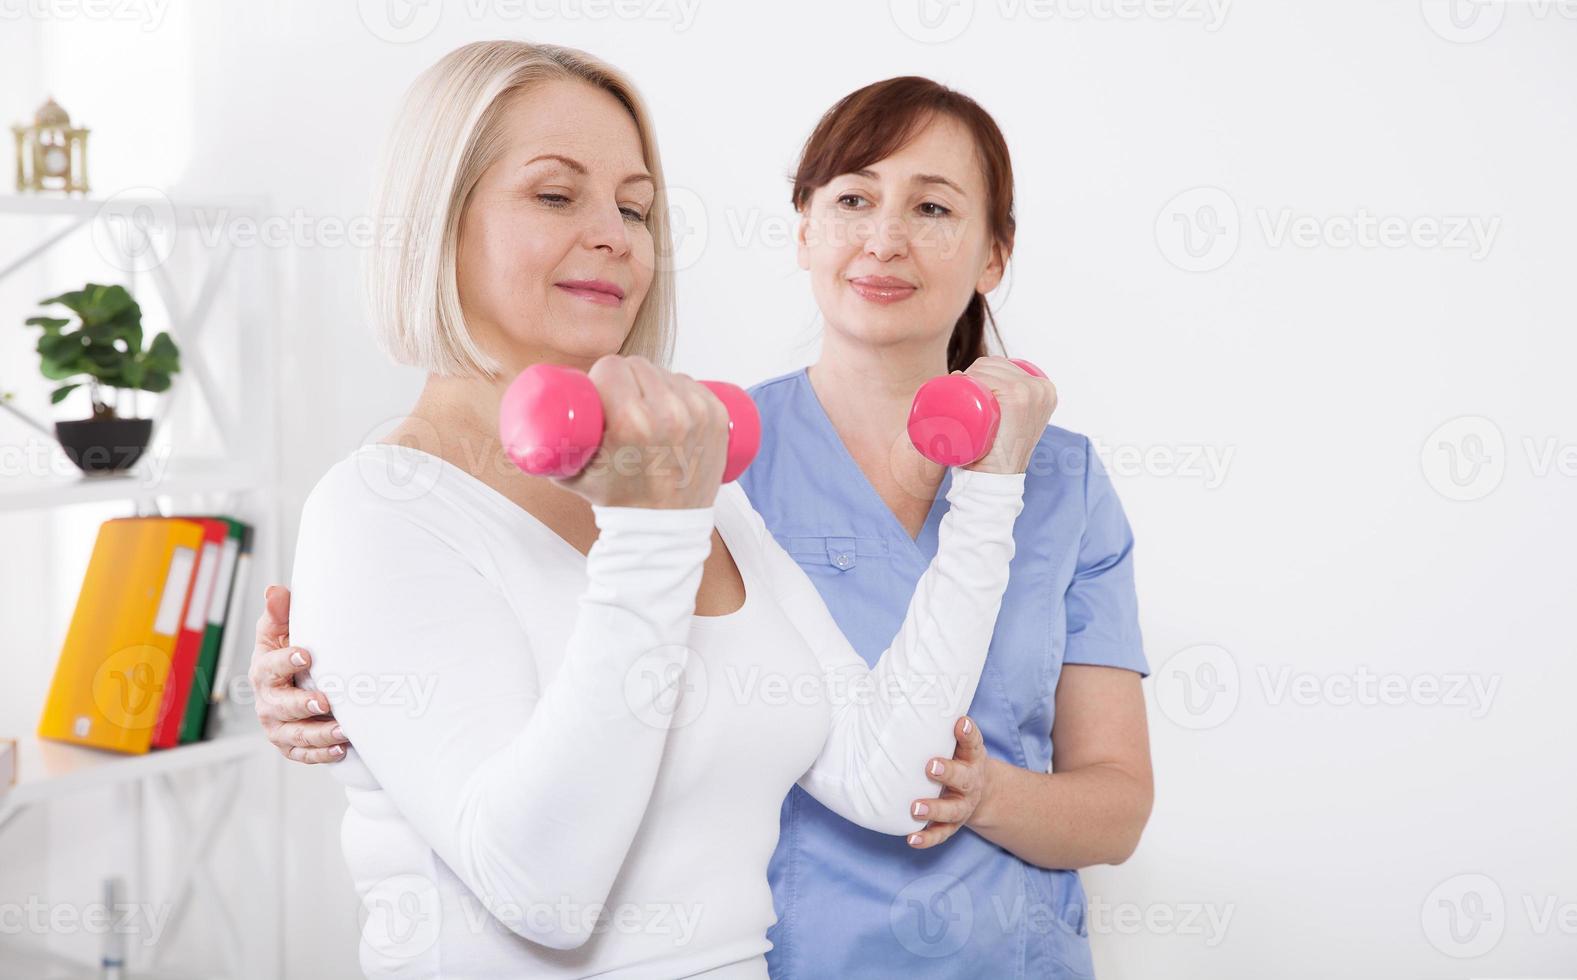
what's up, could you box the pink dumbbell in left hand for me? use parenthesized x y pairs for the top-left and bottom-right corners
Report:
(907, 358), (1047, 467)
(499, 363), (762, 482)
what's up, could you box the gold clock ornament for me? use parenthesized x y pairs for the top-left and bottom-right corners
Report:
(13, 97), (90, 194)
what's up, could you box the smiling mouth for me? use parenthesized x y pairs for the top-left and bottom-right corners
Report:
(556, 280), (625, 306)
(847, 276), (917, 304)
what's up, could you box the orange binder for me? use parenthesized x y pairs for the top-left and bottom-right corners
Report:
(38, 518), (206, 754)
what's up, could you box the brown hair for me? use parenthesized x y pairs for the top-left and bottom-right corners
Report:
(791, 76), (1015, 373)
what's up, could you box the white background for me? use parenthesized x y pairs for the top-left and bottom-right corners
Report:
(2, 1), (1574, 977)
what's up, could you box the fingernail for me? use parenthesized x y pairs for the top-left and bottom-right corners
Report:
(913, 801), (929, 817)
(330, 745), (344, 756)
(929, 760), (944, 776)
(265, 586), (276, 601)
(291, 651), (307, 667)
(908, 834), (923, 846)
(962, 717), (973, 734)
(331, 725), (344, 740)
(308, 698), (323, 715)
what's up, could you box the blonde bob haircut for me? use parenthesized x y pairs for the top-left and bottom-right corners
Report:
(366, 40), (676, 378)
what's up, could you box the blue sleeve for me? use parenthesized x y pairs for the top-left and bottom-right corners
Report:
(1061, 437), (1149, 677)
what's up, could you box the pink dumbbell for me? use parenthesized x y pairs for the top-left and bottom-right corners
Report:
(907, 358), (1048, 467)
(499, 363), (762, 482)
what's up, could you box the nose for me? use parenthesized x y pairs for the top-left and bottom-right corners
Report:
(583, 200), (631, 256)
(861, 203), (910, 262)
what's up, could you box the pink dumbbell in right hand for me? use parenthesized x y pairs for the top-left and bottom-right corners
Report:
(499, 363), (762, 482)
(907, 359), (1047, 467)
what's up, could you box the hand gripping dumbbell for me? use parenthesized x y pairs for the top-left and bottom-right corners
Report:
(499, 363), (762, 482)
(906, 359), (1048, 467)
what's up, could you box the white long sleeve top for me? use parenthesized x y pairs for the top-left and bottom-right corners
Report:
(288, 443), (1026, 979)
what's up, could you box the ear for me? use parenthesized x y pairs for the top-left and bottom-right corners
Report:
(796, 215), (812, 272)
(974, 238), (1007, 295)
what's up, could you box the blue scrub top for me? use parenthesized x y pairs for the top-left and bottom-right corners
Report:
(737, 368), (1149, 980)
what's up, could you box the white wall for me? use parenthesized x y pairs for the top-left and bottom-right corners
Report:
(4, 1), (1574, 977)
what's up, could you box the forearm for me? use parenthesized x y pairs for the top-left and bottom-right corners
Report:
(968, 757), (1153, 869)
(291, 487), (715, 949)
(795, 470), (1026, 833)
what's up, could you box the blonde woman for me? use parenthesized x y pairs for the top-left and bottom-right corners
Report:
(276, 41), (1054, 979)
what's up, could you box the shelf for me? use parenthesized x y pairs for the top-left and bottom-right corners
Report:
(0, 192), (266, 223)
(0, 159), (284, 975)
(0, 733), (263, 818)
(0, 941), (222, 980)
(0, 456), (266, 513)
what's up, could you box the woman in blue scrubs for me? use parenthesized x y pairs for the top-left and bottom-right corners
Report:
(251, 74), (1151, 980)
(739, 77), (1152, 979)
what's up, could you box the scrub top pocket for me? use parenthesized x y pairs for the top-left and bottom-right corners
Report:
(785, 535), (889, 573)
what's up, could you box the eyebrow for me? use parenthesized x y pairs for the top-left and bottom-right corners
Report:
(522, 153), (654, 187)
(850, 168), (966, 196)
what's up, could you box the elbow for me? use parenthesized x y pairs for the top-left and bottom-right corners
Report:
(841, 791), (928, 838)
(515, 921), (596, 952)
(1105, 783), (1155, 866)
(1105, 832), (1142, 866)
(484, 884), (600, 951)
(466, 860), (607, 951)
(802, 766), (930, 837)
(869, 811), (926, 838)
(858, 786), (933, 838)
(458, 798), (615, 950)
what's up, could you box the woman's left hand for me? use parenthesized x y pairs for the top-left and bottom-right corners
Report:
(907, 715), (991, 848)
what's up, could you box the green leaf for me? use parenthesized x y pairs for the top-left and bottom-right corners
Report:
(50, 383), (82, 404)
(146, 332), (180, 370)
(38, 286), (90, 310)
(39, 283), (135, 327)
(120, 360), (146, 388)
(83, 320), (117, 343)
(85, 344), (122, 369)
(40, 358), (85, 381)
(37, 332), (81, 361)
(25, 283), (168, 398)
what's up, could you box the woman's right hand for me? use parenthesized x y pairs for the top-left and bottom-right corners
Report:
(555, 354), (731, 510)
(960, 356), (1058, 476)
(250, 585), (348, 764)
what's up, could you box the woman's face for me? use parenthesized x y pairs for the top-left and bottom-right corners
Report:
(797, 114), (1005, 359)
(457, 79), (656, 370)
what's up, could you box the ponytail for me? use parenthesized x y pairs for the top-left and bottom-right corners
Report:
(946, 291), (1006, 373)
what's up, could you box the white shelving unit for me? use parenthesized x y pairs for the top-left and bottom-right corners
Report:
(0, 192), (286, 980)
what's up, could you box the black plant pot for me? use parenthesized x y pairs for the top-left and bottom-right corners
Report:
(55, 417), (154, 473)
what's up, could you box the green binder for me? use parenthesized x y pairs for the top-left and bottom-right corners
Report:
(179, 518), (253, 743)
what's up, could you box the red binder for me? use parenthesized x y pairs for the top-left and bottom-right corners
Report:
(150, 518), (228, 749)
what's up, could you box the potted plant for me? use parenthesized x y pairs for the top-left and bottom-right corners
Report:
(20, 283), (180, 473)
